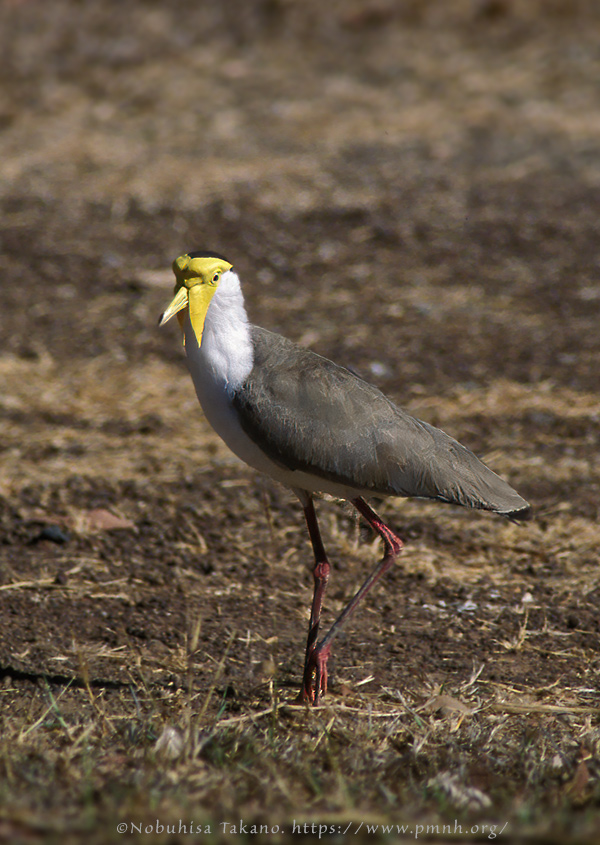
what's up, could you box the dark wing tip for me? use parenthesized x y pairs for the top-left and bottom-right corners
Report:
(503, 504), (532, 524)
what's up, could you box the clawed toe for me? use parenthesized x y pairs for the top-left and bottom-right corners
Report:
(300, 643), (331, 704)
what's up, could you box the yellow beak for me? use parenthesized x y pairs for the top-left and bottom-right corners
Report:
(159, 285), (189, 326)
(159, 282), (219, 348)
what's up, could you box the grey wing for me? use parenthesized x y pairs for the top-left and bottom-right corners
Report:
(233, 327), (530, 518)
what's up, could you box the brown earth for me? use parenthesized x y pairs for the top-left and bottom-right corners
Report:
(1, 1), (600, 842)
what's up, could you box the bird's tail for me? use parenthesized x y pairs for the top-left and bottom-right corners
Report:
(410, 421), (531, 520)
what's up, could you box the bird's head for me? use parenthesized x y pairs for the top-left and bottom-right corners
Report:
(159, 251), (233, 346)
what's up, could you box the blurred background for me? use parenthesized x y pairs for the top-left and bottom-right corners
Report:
(2, 0), (599, 491)
(1, 0), (600, 837)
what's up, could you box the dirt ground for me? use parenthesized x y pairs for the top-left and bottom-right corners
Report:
(1, 1), (600, 842)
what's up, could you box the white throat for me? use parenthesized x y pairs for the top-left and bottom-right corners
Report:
(182, 268), (281, 481)
(180, 267), (370, 500)
(184, 269), (254, 392)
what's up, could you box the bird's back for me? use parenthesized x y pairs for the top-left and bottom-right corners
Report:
(232, 327), (530, 519)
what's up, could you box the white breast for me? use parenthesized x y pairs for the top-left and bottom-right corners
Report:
(182, 272), (275, 475)
(183, 272), (371, 501)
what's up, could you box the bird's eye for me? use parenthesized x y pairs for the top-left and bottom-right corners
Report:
(211, 272), (221, 284)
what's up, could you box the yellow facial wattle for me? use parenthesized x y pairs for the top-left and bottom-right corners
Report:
(159, 253), (233, 347)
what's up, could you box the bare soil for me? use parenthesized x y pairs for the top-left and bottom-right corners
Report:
(1, 1), (600, 842)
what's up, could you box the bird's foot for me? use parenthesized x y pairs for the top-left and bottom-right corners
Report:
(298, 642), (331, 705)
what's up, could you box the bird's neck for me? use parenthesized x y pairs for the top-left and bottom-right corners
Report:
(184, 269), (253, 391)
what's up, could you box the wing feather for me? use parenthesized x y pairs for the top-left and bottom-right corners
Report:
(232, 327), (529, 517)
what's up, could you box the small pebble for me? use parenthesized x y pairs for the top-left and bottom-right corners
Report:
(32, 525), (70, 545)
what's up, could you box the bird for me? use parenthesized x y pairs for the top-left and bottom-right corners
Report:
(159, 250), (530, 704)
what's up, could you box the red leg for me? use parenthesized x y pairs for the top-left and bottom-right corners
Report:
(352, 497), (404, 558)
(304, 497), (403, 704)
(299, 497), (331, 702)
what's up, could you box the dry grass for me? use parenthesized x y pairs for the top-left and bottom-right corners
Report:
(2, 663), (600, 843)
(2, 453), (600, 841)
(1, 1), (600, 841)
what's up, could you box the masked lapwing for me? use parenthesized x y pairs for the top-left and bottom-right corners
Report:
(160, 251), (530, 704)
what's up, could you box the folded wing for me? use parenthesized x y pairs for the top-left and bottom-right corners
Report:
(232, 327), (530, 519)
